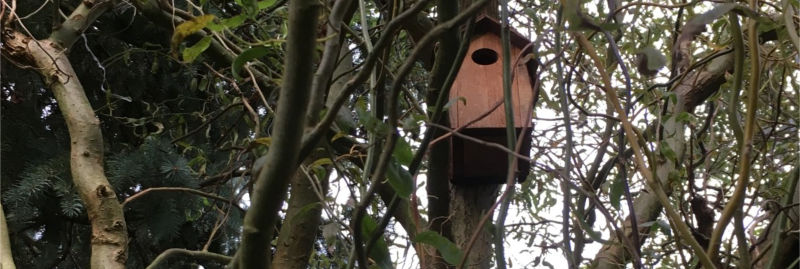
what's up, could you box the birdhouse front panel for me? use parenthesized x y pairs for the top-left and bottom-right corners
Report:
(452, 128), (532, 184)
(448, 33), (534, 129)
(446, 17), (537, 185)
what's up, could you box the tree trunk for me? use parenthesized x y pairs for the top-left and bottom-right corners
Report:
(233, 1), (321, 268)
(270, 161), (328, 268)
(269, 0), (352, 266)
(0, 205), (16, 269)
(450, 185), (499, 269)
(31, 39), (129, 269)
(2, 1), (129, 267)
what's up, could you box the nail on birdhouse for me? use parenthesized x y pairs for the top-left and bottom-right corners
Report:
(448, 15), (538, 185)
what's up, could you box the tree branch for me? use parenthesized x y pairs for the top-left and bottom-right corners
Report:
(146, 248), (231, 269)
(232, 1), (321, 268)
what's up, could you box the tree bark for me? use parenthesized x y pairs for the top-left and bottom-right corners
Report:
(0, 205), (16, 269)
(232, 1), (320, 268)
(450, 185), (499, 269)
(269, 165), (328, 269)
(2, 1), (128, 267)
(269, 0), (352, 267)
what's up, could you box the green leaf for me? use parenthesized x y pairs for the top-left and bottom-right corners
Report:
(574, 212), (609, 244)
(675, 112), (696, 124)
(401, 115), (422, 132)
(257, 0), (277, 9)
(656, 220), (672, 236)
(310, 158), (333, 169)
(207, 15), (247, 31)
(609, 175), (625, 210)
(597, 22), (622, 31)
(254, 137), (272, 146)
(386, 159), (413, 198)
(637, 46), (667, 72)
(443, 96), (467, 111)
(659, 141), (678, 162)
(182, 36), (212, 63)
(360, 217), (393, 269)
(393, 139), (413, 166)
(330, 132), (347, 142)
(289, 202), (321, 223)
(170, 15), (215, 54)
(562, 0), (608, 32)
(414, 231), (463, 265)
(238, 0), (258, 15)
(232, 46), (270, 80)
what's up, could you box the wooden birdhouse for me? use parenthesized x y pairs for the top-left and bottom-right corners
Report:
(448, 15), (537, 184)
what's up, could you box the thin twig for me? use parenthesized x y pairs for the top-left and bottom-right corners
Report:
(427, 123), (532, 162)
(122, 187), (244, 212)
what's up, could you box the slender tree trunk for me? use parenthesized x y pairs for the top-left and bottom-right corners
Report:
(2, 1), (128, 267)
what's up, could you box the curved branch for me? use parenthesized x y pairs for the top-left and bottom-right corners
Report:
(707, 0), (761, 260)
(146, 248), (231, 269)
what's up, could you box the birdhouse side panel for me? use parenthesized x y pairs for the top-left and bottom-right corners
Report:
(512, 45), (535, 126)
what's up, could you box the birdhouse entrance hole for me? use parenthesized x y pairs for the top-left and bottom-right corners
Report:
(471, 48), (498, 65)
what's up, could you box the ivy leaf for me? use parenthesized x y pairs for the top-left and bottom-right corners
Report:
(414, 231), (463, 266)
(232, 46), (270, 81)
(170, 15), (215, 55)
(182, 36), (212, 63)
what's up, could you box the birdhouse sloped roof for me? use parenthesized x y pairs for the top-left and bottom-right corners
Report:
(471, 15), (531, 49)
